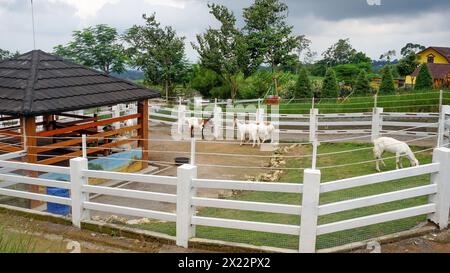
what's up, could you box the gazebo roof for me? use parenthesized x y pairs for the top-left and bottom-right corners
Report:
(0, 50), (160, 116)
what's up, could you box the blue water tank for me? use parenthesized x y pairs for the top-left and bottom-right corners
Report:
(47, 187), (70, 216)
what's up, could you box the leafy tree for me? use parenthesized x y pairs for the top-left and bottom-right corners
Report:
(294, 68), (312, 98)
(379, 67), (396, 94)
(322, 68), (339, 98)
(322, 39), (357, 67)
(415, 64), (433, 90)
(396, 53), (418, 77)
(243, 0), (300, 96)
(296, 35), (316, 65)
(379, 50), (397, 64)
(400, 43), (425, 57)
(349, 51), (372, 65)
(193, 4), (250, 100)
(0, 49), (20, 61)
(189, 64), (223, 97)
(54, 24), (126, 74)
(354, 70), (370, 95)
(334, 64), (362, 87)
(125, 14), (189, 101)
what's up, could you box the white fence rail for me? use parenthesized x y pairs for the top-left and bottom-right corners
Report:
(0, 148), (449, 252)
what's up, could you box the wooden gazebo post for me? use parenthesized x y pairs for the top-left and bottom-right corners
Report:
(22, 115), (41, 209)
(138, 99), (149, 169)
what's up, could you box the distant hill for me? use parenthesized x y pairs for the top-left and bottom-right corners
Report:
(112, 70), (144, 81)
(372, 59), (399, 72)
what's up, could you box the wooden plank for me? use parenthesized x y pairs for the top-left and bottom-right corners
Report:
(38, 113), (141, 137)
(83, 202), (177, 222)
(316, 204), (436, 235)
(0, 143), (21, 152)
(318, 184), (438, 216)
(138, 100), (149, 169)
(83, 185), (177, 203)
(83, 169), (177, 186)
(320, 163), (440, 193)
(191, 197), (301, 215)
(192, 178), (303, 193)
(34, 125), (141, 154)
(37, 138), (135, 165)
(191, 216), (300, 235)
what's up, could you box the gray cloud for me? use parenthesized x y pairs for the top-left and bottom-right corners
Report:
(0, 0), (449, 62)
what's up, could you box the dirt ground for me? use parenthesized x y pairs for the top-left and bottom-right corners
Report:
(91, 121), (277, 219)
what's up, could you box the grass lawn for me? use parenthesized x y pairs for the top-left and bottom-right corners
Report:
(279, 90), (450, 114)
(135, 142), (434, 250)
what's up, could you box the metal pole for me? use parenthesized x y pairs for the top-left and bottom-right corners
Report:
(82, 134), (87, 159)
(31, 0), (36, 50)
(190, 137), (196, 166)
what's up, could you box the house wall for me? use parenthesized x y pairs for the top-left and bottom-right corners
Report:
(417, 48), (449, 65)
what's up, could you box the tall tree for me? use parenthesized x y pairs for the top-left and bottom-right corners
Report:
(322, 68), (340, 98)
(379, 50), (397, 64)
(125, 14), (189, 101)
(354, 70), (370, 96)
(400, 43), (425, 57)
(243, 0), (299, 96)
(192, 4), (249, 100)
(379, 67), (396, 94)
(396, 53), (418, 77)
(0, 49), (20, 61)
(294, 68), (312, 98)
(322, 39), (357, 67)
(54, 24), (126, 74)
(296, 35), (315, 65)
(415, 64), (433, 90)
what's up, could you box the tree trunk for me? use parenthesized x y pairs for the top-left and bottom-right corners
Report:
(230, 77), (238, 101)
(165, 79), (169, 103)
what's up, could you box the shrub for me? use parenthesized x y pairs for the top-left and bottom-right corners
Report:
(354, 70), (371, 96)
(379, 67), (396, 94)
(294, 68), (313, 98)
(322, 68), (339, 98)
(415, 64), (433, 90)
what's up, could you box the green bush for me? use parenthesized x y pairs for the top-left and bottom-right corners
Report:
(415, 64), (433, 90)
(189, 65), (223, 97)
(354, 70), (371, 96)
(322, 68), (339, 98)
(294, 68), (312, 98)
(210, 85), (231, 99)
(379, 67), (396, 94)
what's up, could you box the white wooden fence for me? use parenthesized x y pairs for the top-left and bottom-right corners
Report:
(0, 147), (449, 252)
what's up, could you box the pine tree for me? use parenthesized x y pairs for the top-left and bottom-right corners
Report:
(322, 68), (339, 98)
(379, 67), (396, 94)
(295, 68), (312, 98)
(354, 70), (370, 96)
(415, 64), (433, 90)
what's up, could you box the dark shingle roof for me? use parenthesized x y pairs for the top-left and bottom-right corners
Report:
(411, 63), (450, 79)
(0, 50), (160, 116)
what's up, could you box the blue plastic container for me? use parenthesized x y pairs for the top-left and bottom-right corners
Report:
(47, 187), (70, 216)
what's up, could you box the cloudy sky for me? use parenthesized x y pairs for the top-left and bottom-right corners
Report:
(1, 0), (449, 62)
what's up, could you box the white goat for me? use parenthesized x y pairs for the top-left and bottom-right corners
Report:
(234, 118), (259, 148)
(257, 122), (276, 144)
(373, 137), (419, 172)
(185, 116), (212, 139)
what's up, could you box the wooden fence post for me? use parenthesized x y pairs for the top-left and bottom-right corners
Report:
(70, 157), (89, 228)
(299, 169), (321, 253)
(176, 164), (198, 248)
(371, 107), (383, 142)
(309, 109), (319, 143)
(429, 148), (450, 229)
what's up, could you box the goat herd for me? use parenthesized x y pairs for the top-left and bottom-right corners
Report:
(183, 116), (420, 172)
